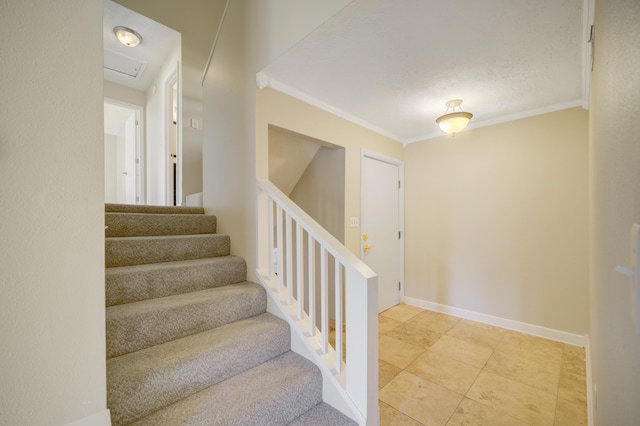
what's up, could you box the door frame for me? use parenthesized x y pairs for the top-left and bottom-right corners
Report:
(360, 149), (405, 305)
(104, 97), (145, 204)
(164, 63), (182, 206)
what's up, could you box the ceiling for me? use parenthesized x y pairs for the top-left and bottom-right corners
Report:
(259, 0), (587, 144)
(103, 0), (180, 92)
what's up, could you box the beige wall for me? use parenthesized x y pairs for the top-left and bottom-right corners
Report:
(405, 108), (589, 334)
(256, 88), (404, 255)
(291, 146), (346, 242)
(0, 1), (106, 424)
(590, 0), (640, 422)
(104, 80), (147, 107)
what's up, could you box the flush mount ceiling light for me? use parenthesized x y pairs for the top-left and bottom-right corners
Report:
(435, 99), (473, 136)
(114, 26), (142, 47)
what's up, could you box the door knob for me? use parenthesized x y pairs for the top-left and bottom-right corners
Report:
(363, 244), (373, 252)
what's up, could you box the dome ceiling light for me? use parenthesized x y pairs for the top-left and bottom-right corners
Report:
(114, 26), (143, 48)
(435, 99), (473, 136)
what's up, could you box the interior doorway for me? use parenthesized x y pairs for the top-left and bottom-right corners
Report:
(361, 151), (404, 312)
(104, 100), (143, 204)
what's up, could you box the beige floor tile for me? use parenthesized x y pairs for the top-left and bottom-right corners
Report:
(561, 350), (586, 377)
(484, 350), (561, 396)
(561, 343), (585, 356)
(379, 315), (401, 334)
(379, 401), (422, 426)
(554, 398), (588, 426)
(467, 371), (556, 426)
(446, 397), (528, 426)
(380, 304), (422, 322)
(380, 371), (464, 426)
(429, 335), (493, 368)
(379, 359), (402, 389)
(446, 320), (506, 349)
(557, 370), (587, 407)
(497, 331), (564, 364)
(406, 350), (481, 394)
(405, 310), (462, 334)
(379, 335), (425, 369)
(386, 322), (442, 349)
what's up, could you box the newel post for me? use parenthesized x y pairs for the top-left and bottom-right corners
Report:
(345, 269), (379, 425)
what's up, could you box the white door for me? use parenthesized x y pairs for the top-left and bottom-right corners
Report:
(361, 154), (402, 312)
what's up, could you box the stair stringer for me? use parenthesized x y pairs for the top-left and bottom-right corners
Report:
(260, 278), (366, 426)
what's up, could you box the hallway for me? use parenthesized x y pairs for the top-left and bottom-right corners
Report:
(378, 304), (587, 425)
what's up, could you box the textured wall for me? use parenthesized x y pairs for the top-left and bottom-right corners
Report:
(405, 108), (589, 334)
(0, 1), (107, 424)
(589, 0), (640, 423)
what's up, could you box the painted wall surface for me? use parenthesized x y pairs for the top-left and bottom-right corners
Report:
(203, 0), (351, 278)
(104, 80), (146, 107)
(0, 1), (107, 424)
(146, 43), (180, 205)
(589, 0), (640, 423)
(405, 108), (589, 334)
(290, 147), (346, 242)
(105, 134), (119, 202)
(256, 88), (404, 256)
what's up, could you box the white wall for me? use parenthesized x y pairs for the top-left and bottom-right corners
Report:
(203, 0), (351, 279)
(104, 80), (146, 107)
(589, 0), (640, 423)
(404, 108), (589, 335)
(0, 1), (107, 425)
(146, 42), (181, 205)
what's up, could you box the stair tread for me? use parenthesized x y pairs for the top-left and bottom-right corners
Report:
(289, 402), (357, 426)
(106, 282), (266, 358)
(106, 256), (247, 306)
(108, 312), (290, 426)
(106, 203), (205, 215)
(130, 351), (322, 426)
(105, 234), (231, 267)
(105, 212), (216, 237)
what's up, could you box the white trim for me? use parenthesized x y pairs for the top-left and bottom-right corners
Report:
(404, 296), (588, 347)
(64, 409), (111, 426)
(258, 73), (406, 144)
(405, 99), (585, 144)
(360, 150), (405, 310)
(585, 333), (594, 426)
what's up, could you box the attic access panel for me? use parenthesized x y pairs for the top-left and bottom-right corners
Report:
(104, 49), (147, 78)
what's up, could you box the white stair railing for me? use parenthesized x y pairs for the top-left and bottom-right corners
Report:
(256, 179), (379, 425)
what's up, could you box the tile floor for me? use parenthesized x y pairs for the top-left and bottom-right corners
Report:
(376, 304), (588, 426)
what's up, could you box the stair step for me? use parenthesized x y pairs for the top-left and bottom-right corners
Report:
(105, 234), (230, 267)
(106, 256), (247, 307)
(106, 203), (204, 215)
(105, 212), (216, 237)
(106, 282), (266, 358)
(130, 351), (323, 426)
(107, 313), (290, 426)
(289, 402), (357, 426)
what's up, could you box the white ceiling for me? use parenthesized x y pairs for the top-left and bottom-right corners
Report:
(103, 0), (180, 92)
(259, 0), (587, 144)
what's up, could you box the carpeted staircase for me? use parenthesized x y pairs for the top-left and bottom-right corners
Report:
(105, 203), (356, 425)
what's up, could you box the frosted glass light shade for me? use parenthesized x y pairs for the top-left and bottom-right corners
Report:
(114, 26), (142, 47)
(436, 111), (473, 134)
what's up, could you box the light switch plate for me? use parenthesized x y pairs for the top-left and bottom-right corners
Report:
(349, 217), (359, 228)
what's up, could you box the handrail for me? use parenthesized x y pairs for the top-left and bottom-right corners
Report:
(201, 0), (231, 86)
(256, 179), (379, 425)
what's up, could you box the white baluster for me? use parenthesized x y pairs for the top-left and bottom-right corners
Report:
(308, 236), (315, 336)
(296, 222), (304, 320)
(321, 247), (328, 354)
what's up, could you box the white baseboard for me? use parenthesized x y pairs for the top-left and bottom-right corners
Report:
(403, 296), (588, 347)
(64, 409), (111, 426)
